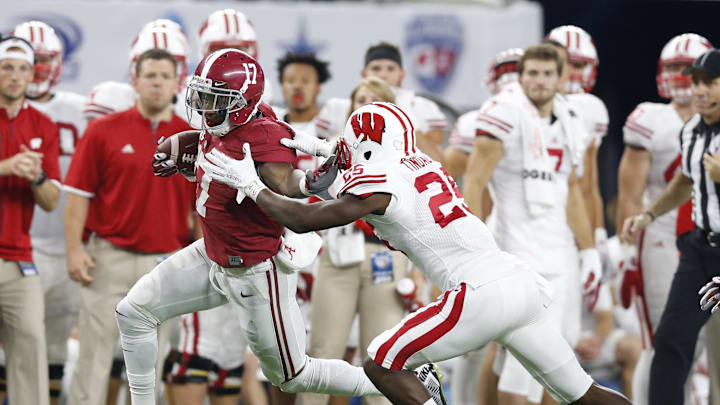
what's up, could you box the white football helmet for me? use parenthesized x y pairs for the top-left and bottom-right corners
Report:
(485, 48), (524, 95)
(199, 9), (257, 59)
(141, 18), (187, 39)
(11, 21), (63, 98)
(338, 102), (416, 169)
(547, 25), (598, 93)
(657, 33), (712, 102)
(129, 26), (189, 86)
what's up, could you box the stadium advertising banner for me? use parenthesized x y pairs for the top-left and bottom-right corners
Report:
(2, 1), (541, 110)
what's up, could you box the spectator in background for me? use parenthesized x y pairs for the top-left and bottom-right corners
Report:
(63, 48), (195, 405)
(299, 76), (413, 405)
(11, 20), (88, 405)
(275, 52), (331, 170)
(0, 35), (61, 405)
(315, 42), (447, 161)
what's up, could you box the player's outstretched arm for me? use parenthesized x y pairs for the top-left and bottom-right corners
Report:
(202, 143), (390, 233)
(255, 191), (390, 233)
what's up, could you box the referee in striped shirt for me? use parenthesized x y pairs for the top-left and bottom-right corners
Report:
(622, 48), (720, 405)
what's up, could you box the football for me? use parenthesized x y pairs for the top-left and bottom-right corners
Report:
(156, 130), (200, 177)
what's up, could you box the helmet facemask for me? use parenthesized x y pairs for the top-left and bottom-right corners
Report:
(657, 61), (694, 103)
(186, 75), (247, 137)
(27, 50), (62, 99)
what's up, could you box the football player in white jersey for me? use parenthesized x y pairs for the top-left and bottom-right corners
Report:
(616, 33), (712, 405)
(546, 25), (609, 263)
(444, 48), (524, 181)
(10, 20), (87, 405)
(84, 22), (190, 122)
(200, 101), (631, 405)
(461, 44), (601, 405)
(315, 42), (447, 161)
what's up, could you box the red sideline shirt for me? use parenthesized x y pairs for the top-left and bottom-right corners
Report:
(197, 107), (296, 267)
(0, 103), (60, 262)
(64, 107), (195, 253)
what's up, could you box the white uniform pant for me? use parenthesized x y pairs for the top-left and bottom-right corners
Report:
(633, 227), (705, 405)
(122, 239), (305, 386)
(494, 245), (579, 403)
(367, 268), (593, 405)
(176, 305), (247, 371)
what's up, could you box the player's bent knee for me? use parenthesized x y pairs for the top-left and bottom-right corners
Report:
(115, 296), (156, 336)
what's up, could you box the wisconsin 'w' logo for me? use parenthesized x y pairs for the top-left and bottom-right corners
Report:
(351, 112), (385, 145)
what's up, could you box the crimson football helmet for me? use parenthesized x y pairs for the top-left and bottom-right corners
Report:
(186, 49), (265, 136)
(657, 33), (712, 102)
(199, 9), (258, 59)
(546, 25), (599, 93)
(338, 102), (417, 169)
(485, 48), (524, 95)
(12, 21), (63, 98)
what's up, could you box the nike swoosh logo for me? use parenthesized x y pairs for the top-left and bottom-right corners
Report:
(241, 292), (254, 298)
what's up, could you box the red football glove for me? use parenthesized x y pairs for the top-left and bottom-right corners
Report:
(619, 251), (642, 309)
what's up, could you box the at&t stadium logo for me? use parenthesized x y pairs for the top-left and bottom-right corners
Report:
(404, 15), (464, 94)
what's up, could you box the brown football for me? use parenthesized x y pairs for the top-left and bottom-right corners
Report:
(156, 130), (200, 177)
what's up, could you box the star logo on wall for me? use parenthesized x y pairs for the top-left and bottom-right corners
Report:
(277, 17), (327, 54)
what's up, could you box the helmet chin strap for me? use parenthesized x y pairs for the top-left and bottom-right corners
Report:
(204, 112), (234, 137)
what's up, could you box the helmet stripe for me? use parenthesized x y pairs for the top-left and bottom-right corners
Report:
(163, 32), (168, 48)
(29, 26), (35, 42)
(374, 103), (412, 155)
(39, 26), (45, 42)
(152, 32), (159, 48)
(223, 12), (230, 34)
(234, 14), (240, 34)
(388, 103), (417, 154)
(200, 49), (229, 79)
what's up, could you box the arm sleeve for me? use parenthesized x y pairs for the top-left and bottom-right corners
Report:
(41, 120), (61, 182)
(337, 164), (394, 198)
(63, 122), (103, 197)
(475, 99), (518, 144)
(623, 104), (653, 151)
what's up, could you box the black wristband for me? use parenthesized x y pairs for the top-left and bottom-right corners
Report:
(32, 171), (46, 186)
(644, 210), (656, 222)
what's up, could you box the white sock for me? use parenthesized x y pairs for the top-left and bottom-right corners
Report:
(423, 399), (435, 405)
(280, 356), (381, 395)
(116, 299), (160, 404)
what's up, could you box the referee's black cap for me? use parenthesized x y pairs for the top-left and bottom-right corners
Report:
(683, 49), (720, 78)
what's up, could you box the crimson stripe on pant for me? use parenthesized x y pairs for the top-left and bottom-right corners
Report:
(390, 284), (467, 370)
(374, 284), (466, 369)
(271, 259), (297, 378)
(267, 269), (290, 381)
(637, 231), (655, 348)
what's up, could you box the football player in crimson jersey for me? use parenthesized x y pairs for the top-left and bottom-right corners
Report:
(116, 49), (435, 405)
(201, 101), (632, 405)
(617, 33), (712, 405)
(11, 20), (87, 405)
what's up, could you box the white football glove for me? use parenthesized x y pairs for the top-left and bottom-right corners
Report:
(700, 276), (720, 314)
(201, 144), (267, 202)
(579, 248), (603, 311)
(280, 130), (335, 158)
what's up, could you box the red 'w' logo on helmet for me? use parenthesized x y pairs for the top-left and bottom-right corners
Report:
(351, 112), (385, 145)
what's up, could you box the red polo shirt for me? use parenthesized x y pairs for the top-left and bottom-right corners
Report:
(64, 107), (195, 253)
(0, 102), (60, 262)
